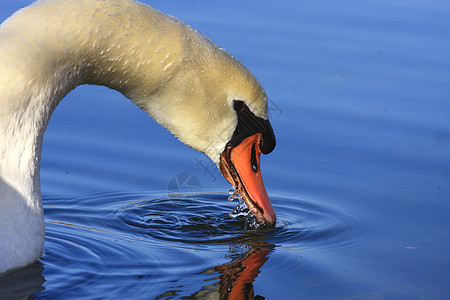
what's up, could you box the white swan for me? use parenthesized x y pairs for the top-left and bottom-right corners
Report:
(0, 0), (276, 274)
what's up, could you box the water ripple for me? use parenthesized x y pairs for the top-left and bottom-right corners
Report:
(44, 191), (361, 257)
(37, 191), (362, 297)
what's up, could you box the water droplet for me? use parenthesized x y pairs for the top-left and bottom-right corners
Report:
(227, 186), (260, 229)
(228, 186), (240, 201)
(230, 198), (249, 218)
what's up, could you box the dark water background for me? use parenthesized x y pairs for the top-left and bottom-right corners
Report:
(1, 0), (449, 299)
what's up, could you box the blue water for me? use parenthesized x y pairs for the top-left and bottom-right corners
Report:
(1, 0), (449, 299)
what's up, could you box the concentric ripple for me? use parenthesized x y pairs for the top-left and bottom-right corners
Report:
(35, 191), (360, 297)
(103, 192), (359, 247)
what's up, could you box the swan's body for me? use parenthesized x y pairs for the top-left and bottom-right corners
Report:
(0, 0), (275, 274)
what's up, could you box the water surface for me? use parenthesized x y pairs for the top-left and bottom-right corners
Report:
(0, 0), (449, 299)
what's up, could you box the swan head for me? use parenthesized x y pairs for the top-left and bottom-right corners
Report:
(169, 54), (275, 225)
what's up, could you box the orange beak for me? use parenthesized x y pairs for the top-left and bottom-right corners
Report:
(219, 133), (276, 226)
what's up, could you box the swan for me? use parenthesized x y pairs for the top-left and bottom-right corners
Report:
(0, 0), (276, 274)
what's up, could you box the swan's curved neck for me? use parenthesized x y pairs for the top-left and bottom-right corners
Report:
(0, 0), (267, 273)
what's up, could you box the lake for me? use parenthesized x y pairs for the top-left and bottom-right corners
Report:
(0, 0), (449, 299)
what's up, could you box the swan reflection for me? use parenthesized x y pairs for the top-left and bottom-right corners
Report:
(188, 238), (274, 300)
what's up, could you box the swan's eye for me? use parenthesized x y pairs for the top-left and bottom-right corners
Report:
(251, 144), (258, 172)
